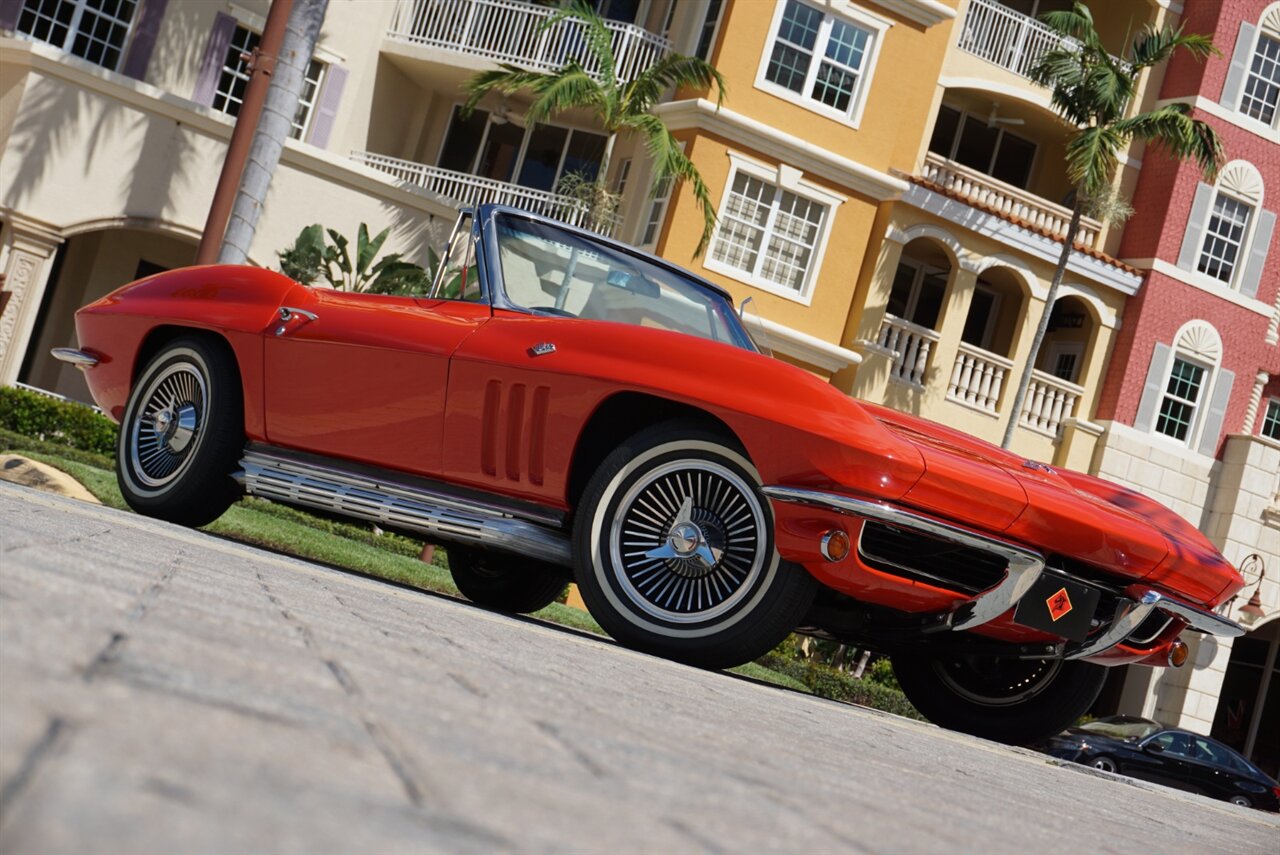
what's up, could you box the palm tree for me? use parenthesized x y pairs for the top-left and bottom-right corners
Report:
(1000, 3), (1224, 449)
(462, 0), (726, 256)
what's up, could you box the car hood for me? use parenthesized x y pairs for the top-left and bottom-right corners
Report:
(855, 402), (1241, 605)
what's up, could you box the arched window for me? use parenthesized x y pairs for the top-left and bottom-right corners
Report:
(1225, 4), (1280, 128)
(1177, 161), (1275, 299)
(1135, 322), (1235, 456)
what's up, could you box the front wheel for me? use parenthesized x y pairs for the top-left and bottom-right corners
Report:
(1091, 756), (1118, 773)
(448, 546), (568, 614)
(117, 336), (244, 527)
(892, 652), (1106, 745)
(572, 424), (817, 669)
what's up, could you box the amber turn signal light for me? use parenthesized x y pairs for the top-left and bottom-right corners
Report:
(821, 530), (850, 562)
(1168, 639), (1189, 668)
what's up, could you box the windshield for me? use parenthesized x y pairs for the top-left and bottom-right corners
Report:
(1077, 719), (1162, 740)
(493, 214), (753, 349)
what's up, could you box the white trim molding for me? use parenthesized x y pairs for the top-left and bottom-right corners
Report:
(741, 314), (863, 373)
(654, 98), (907, 201)
(1122, 258), (1275, 318)
(900, 181), (1144, 295)
(870, 0), (955, 27)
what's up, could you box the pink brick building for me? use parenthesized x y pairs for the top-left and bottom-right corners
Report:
(1090, 0), (1279, 779)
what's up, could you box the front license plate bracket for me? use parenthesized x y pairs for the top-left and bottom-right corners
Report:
(1013, 575), (1101, 642)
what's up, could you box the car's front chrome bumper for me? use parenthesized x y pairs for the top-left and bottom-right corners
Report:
(763, 486), (1244, 658)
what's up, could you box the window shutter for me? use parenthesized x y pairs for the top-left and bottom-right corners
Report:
(0, 0), (22, 31)
(193, 13), (237, 107)
(121, 0), (169, 81)
(1220, 22), (1257, 110)
(1134, 342), (1172, 433)
(306, 65), (347, 149)
(1196, 368), (1235, 457)
(1176, 183), (1214, 272)
(1239, 208), (1275, 300)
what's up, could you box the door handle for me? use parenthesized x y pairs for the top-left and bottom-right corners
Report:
(275, 306), (319, 335)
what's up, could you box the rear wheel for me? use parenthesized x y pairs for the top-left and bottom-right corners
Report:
(448, 546), (568, 614)
(572, 423), (817, 669)
(892, 652), (1106, 745)
(117, 336), (243, 527)
(1229, 795), (1252, 808)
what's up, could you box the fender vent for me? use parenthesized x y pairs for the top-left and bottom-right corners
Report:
(858, 521), (1008, 595)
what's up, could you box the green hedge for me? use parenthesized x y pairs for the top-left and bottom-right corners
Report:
(757, 652), (924, 720)
(0, 387), (118, 455)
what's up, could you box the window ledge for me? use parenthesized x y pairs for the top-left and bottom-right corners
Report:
(1122, 259), (1274, 318)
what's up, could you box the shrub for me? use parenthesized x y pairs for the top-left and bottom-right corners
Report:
(756, 650), (924, 721)
(0, 387), (118, 455)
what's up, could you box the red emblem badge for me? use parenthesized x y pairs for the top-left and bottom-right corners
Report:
(1046, 588), (1073, 621)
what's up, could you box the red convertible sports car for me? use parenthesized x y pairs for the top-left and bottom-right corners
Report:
(57, 205), (1245, 744)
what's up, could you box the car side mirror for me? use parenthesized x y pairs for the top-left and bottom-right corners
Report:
(1144, 742), (1165, 754)
(606, 269), (659, 298)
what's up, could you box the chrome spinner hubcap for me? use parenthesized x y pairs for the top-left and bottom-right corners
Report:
(609, 460), (767, 623)
(130, 362), (207, 488)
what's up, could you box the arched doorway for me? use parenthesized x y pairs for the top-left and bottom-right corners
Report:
(19, 226), (197, 403)
(1211, 617), (1280, 779)
(880, 237), (955, 387)
(947, 265), (1026, 414)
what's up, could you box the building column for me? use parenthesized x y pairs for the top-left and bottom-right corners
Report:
(1242, 371), (1271, 435)
(0, 219), (64, 386)
(925, 265), (978, 404)
(999, 286), (1050, 454)
(840, 228), (906, 399)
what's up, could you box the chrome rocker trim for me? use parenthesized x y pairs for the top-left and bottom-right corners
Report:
(763, 486), (1245, 655)
(762, 486), (1044, 632)
(235, 448), (572, 567)
(51, 348), (98, 368)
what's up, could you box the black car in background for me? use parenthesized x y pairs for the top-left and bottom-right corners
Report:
(1036, 716), (1280, 812)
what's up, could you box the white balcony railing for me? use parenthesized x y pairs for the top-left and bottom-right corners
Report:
(959, 0), (1127, 84)
(1019, 369), (1083, 436)
(387, 0), (672, 83)
(922, 152), (1102, 249)
(947, 342), (1012, 415)
(352, 151), (617, 235)
(878, 314), (941, 387)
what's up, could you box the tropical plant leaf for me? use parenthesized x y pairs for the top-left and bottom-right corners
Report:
(356, 224), (390, 282)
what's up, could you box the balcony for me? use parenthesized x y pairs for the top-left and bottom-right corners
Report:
(947, 342), (1011, 416)
(1019, 370), (1083, 436)
(958, 0), (1126, 85)
(352, 151), (617, 235)
(386, 0), (672, 83)
(878, 314), (940, 388)
(921, 152), (1102, 249)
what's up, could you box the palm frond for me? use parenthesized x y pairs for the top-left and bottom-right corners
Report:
(536, 0), (618, 95)
(1129, 24), (1218, 69)
(1040, 3), (1103, 52)
(1065, 125), (1124, 195)
(630, 113), (717, 257)
(1114, 105), (1223, 179)
(627, 53), (727, 113)
(523, 64), (606, 126)
(462, 66), (555, 116)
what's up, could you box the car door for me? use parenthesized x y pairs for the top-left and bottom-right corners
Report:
(263, 214), (488, 477)
(1132, 731), (1198, 793)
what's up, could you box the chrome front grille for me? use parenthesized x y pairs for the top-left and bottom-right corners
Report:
(858, 521), (1009, 596)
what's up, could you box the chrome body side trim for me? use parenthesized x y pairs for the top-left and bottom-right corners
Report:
(763, 486), (1044, 632)
(236, 448), (571, 567)
(51, 348), (98, 368)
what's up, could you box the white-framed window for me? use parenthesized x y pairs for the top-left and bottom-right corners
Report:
(639, 174), (674, 248)
(886, 257), (947, 330)
(1156, 356), (1209, 443)
(755, 0), (888, 128)
(1241, 32), (1280, 126)
(1197, 191), (1253, 285)
(212, 24), (326, 140)
(1262, 398), (1280, 441)
(705, 156), (841, 302)
(16, 0), (139, 71)
(695, 0), (725, 62)
(1046, 342), (1084, 383)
